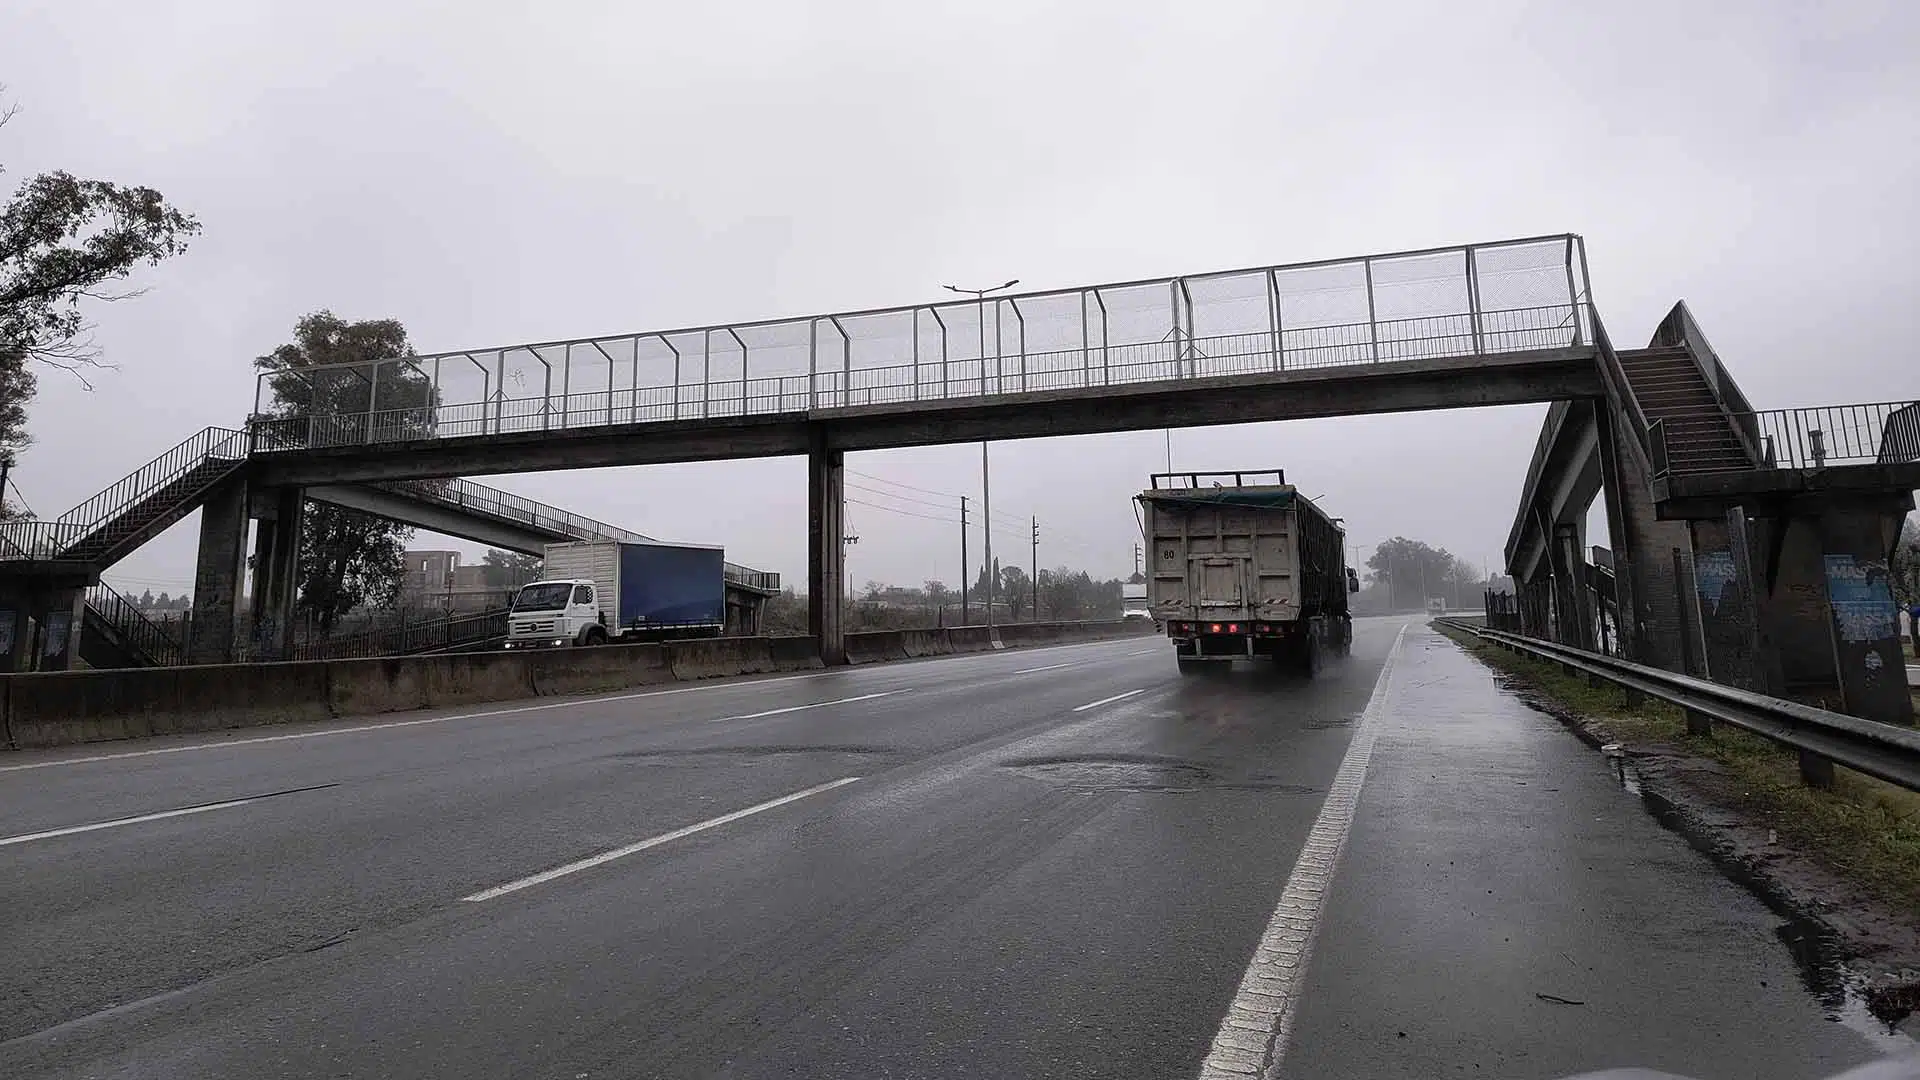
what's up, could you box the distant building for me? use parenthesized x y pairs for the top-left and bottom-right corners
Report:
(400, 550), (521, 613)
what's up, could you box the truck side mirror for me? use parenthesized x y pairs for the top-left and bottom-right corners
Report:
(1347, 568), (1360, 593)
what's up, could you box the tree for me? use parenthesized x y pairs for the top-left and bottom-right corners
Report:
(0, 91), (201, 508)
(138, 589), (154, 608)
(480, 548), (542, 591)
(1000, 565), (1030, 619)
(256, 312), (429, 632)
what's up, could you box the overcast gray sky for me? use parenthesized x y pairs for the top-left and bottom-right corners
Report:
(5, 0), (1918, 597)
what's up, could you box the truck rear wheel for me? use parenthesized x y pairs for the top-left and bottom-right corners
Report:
(1177, 656), (1208, 676)
(1299, 633), (1322, 677)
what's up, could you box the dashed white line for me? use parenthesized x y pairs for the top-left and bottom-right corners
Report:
(1196, 624), (1406, 1080)
(461, 776), (862, 902)
(0, 784), (337, 848)
(711, 689), (907, 722)
(1071, 688), (1146, 712)
(1012, 661), (1081, 674)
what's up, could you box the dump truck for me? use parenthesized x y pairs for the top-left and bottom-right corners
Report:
(503, 539), (726, 648)
(1137, 470), (1357, 674)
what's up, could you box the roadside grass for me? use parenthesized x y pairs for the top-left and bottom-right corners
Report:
(1438, 626), (1920, 919)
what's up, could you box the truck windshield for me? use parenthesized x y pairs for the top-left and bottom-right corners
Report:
(512, 583), (573, 612)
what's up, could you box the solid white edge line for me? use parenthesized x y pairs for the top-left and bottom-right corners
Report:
(1196, 623), (1407, 1080)
(0, 636), (1154, 774)
(461, 776), (862, 903)
(1071, 688), (1146, 712)
(711, 689), (906, 722)
(0, 795), (268, 847)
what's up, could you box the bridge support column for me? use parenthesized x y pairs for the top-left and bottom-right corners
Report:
(807, 427), (845, 665)
(0, 581), (86, 671)
(1596, 405), (1690, 670)
(187, 476), (250, 665)
(1549, 522), (1592, 649)
(249, 487), (303, 661)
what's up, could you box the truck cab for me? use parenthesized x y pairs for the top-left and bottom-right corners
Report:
(1426, 597), (1447, 617)
(504, 579), (607, 648)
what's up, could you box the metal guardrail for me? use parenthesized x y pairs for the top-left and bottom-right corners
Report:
(247, 235), (1594, 451)
(1441, 619), (1920, 792)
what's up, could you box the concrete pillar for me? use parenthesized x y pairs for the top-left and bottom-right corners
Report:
(1595, 404), (1691, 669)
(0, 593), (27, 672)
(187, 476), (250, 665)
(807, 427), (845, 665)
(1814, 502), (1914, 727)
(248, 487), (303, 660)
(1550, 522), (1592, 649)
(0, 581), (88, 671)
(1686, 517), (1769, 691)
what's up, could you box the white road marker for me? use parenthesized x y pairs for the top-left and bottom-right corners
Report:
(1012, 661), (1081, 674)
(1197, 624), (1406, 1080)
(1071, 688), (1146, 712)
(461, 776), (862, 902)
(0, 784), (336, 848)
(710, 689), (906, 722)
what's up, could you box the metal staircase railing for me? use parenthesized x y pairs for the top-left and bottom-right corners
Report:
(0, 427), (249, 562)
(83, 581), (186, 667)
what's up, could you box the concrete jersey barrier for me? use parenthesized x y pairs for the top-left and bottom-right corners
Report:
(3, 620), (1154, 750)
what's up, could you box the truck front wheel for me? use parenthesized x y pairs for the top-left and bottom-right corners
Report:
(581, 625), (608, 647)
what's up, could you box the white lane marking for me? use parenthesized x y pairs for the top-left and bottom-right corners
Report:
(0, 635), (1157, 774)
(1012, 644), (1161, 675)
(1197, 624), (1406, 1080)
(0, 783), (336, 847)
(1071, 688), (1146, 712)
(711, 689), (907, 722)
(461, 776), (862, 902)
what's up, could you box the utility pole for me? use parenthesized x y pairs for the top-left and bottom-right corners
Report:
(959, 496), (970, 625)
(1030, 516), (1039, 621)
(943, 279), (1020, 634)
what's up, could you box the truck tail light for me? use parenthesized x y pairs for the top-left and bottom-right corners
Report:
(1228, 623), (1240, 633)
(1210, 623), (1222, 634)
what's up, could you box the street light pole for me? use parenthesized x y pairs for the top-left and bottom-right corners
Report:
(943, 279), (1020, 634)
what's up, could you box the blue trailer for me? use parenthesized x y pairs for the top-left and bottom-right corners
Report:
(505, 539), (726, 648)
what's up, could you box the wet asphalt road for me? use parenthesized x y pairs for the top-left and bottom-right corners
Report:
(0, 621), (1898, 1078)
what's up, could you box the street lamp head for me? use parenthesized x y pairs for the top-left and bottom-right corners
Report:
(1001, 279), (1019, 289)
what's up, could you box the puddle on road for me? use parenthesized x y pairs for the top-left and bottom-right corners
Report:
(1601, 741), (1914, 1048)
(1002, 753), (1325, 795)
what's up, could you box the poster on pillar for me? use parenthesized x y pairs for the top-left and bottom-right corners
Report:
(1823, 555), (1898, 644)
(41, 609), (72, 662)
(1694, 551), (1736, 616)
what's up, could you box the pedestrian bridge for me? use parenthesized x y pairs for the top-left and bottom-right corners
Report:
(246, 234), (1599, 484)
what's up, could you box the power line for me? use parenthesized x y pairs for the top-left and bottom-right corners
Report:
(845, 497), (958, 526)
(843, 481), (955, 513)
(844, 468), (959, 500)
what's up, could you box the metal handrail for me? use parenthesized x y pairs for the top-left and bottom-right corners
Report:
(84, 582), (185, 666)
(1442, 619), (1920, 792)
(286, 607), (511, 661)
(56, 426), (247, 532)
(369, 477), (779, 590)
(248, 302), (1594, 451)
